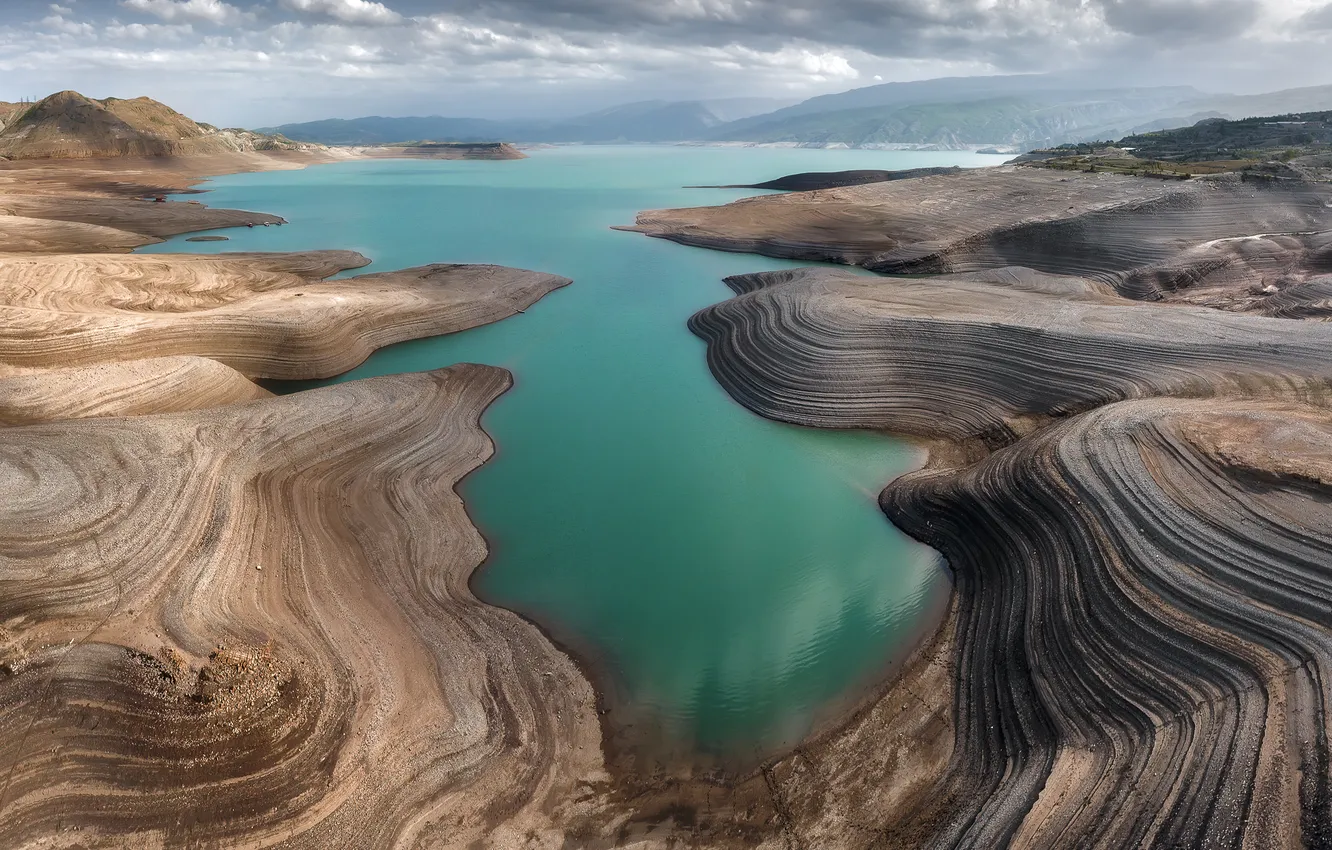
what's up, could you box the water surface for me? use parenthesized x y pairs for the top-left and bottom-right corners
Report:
(144, 146), (986, 764)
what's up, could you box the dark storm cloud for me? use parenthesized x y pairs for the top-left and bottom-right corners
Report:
(1097, 0), (1260, 38)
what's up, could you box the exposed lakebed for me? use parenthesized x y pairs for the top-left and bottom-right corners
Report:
(142, 146), (991, 765)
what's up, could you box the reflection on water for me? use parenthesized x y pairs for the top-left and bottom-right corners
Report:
(143, 146), (983, 763)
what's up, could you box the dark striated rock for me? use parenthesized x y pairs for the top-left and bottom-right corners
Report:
(689, 267), (1332, 445)
(690, 166), (963, 191)
(684, 262), (1332, 846)
(628, 167), (1332, 314)
(882, 398), (1332, 848)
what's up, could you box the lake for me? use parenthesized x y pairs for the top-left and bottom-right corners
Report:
(143, 145), (989, 767)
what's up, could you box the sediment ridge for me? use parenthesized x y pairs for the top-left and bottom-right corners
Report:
(674, 247), (1332, 845)
(0, 145), (605, 849)
(0, 252), (569, 379)
(627, 166), (1332, 314)
(0, 366), (605, 848)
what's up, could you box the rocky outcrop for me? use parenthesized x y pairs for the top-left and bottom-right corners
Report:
(690, 166), (963, 191)
(0, 366), (605, 848)
(0, 252), (569, 379)
(689, 267), (1332, 443)
(626, 167), (1332, 314)
(0, 193), (285, 252)
(876, 398), (1332, 848)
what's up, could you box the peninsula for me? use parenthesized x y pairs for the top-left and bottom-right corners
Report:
(614, 115), (1332, 846)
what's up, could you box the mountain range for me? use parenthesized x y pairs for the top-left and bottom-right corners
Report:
(261, 97), (795, 146)
(263, 76), (1332, 151)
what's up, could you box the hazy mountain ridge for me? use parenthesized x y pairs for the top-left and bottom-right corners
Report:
(266, 97), (796, 146)
(711, 90), (1207, 148)
(260, 77), (1332, 151)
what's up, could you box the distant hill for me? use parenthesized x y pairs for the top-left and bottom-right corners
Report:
(713, 74), (1192, 135)
(1118, 112), (1332, 161)
(1013, 111), (1332, 183)
(0, 91), (313, 160)
(266, 97), (796, 145)
(256, 76), (1332, 151)
(711, 87), (1210, 148)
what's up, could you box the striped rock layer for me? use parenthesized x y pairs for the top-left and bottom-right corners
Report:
(0, 367), (606, 848)
(0, 251), (569, 383)
(628, 167), (1332, 316)
(684, 266), (1332, 848)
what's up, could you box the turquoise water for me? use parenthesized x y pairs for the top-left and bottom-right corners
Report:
(143, 146), (983, 765)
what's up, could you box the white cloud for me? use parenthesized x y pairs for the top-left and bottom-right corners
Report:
(120, 0), (246, 26)
(104, 21), (196, 41)
(40, 14), (95, 36)
(278, 0), (404, 26)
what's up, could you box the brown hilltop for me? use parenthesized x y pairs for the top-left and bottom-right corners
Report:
(0, 90), (316, 160)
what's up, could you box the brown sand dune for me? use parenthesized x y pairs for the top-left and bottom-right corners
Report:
(0, 366), (605, 848)
(0, 356), (271, 425)
(0, 252), (569, 379)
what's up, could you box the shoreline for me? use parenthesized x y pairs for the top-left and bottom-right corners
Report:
(617, 166), (1332, 844)
(0, 150), (610, 846)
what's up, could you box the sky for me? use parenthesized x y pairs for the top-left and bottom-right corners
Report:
(1, 0), (1331, 127)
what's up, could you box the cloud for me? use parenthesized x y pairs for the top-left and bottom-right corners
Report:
(40, 13), (95, 36)
(6, 0), (1332, 127)
(1299, 2), (1332, 29)
(120, 0), (247, 25)
(278, 0), (404, 26)
(1097, 0), (1261, 38)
